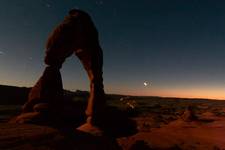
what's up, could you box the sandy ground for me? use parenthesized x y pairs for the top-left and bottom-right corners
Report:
(118, 113), (225, 150)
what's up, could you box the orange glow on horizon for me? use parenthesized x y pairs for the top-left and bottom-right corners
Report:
(121, 89), (225, 100)
(1, 81), (225, 100)
(107, 86), (225, 100)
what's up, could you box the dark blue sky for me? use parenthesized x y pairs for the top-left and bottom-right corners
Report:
(0, 0), (225, 99)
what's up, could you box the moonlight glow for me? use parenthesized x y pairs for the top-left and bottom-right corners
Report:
(144, 82), (148, 86)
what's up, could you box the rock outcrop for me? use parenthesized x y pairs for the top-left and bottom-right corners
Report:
(181, 105), (198, 122)
(0, 123), (122, 150)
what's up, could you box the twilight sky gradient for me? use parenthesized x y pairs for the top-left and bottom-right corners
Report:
(0, 0), (225, 100)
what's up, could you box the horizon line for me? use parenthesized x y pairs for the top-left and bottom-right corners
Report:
(1, 84), (224, 101)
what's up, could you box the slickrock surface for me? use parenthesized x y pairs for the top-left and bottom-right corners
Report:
(0, 123), (121, 150)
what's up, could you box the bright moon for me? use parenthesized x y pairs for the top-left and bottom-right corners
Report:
(144, 82), (148, 86)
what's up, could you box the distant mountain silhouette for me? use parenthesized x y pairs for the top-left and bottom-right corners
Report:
(0, 85), (30, 105)
(0, 85), (91, 105)
(0, 85), (126, 105)
(0, 84), (221, 105)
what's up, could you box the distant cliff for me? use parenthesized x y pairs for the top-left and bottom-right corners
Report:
(0, 85), (91, 105)
(0, 85), (30, 105)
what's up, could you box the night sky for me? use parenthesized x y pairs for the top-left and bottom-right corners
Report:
(0, 0), (225, 99)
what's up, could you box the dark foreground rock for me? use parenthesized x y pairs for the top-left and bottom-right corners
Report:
(0, 123), (122, 150)
(9, 104), (137, 138)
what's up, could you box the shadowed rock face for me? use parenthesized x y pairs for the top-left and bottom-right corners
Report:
(0, 123), (122, 150)
(15, 9), (105, 126)
(22, 66), (63, 113)
(129, 140), (152, 150)
(10, 102), (137, 138)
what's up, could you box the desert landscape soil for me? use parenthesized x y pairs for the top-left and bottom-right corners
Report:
(0, 89), (225, 150)
(118, 115), (225, 150)
(0, 113), (225, 150)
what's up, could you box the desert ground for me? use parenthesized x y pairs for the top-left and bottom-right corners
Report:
(116, 97), (225, 150)
(0, 85), (225, 150)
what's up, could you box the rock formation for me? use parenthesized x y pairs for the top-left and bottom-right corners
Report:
(7, 9), (137, 150)
(0, 123), (122, 150)
(12, 9), (106, 132)
(181, 105), (198, 122)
